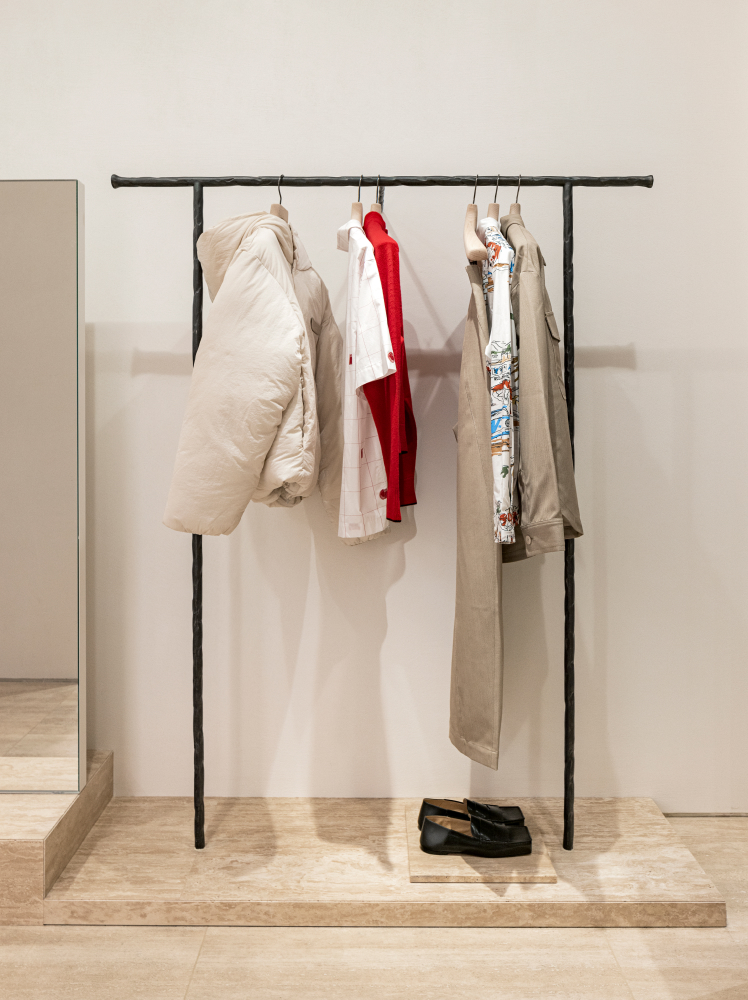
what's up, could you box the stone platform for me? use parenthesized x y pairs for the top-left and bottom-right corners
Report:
(0, 751), (113, 924)
(40, 796), (725, 927)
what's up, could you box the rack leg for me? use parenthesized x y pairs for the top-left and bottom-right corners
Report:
(192, 533), (205, 848)
(192, 182), (205, 850)
(563, 537), (575, 850)
(562, 182), (575, 851)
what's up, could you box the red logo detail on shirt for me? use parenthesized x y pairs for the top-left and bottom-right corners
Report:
(349, 354), (353, 365)
(388, 351), (395, 362)
(379, 489), (388, 499)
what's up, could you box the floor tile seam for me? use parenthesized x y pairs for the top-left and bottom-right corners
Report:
(605, 925), (748, 985)
(600, 928), (638, 1000)
(20, 717), (70, 739)
(725, 927), (748, 968)
(181, 926), (208, 999)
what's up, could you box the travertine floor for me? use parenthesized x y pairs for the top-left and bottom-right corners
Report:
(1, 817), (746, 998)
(0, 681), (78, 791)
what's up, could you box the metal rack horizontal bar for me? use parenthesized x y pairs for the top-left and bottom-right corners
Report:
(113, 171), (652, 853)
(112, 173), (652, 189)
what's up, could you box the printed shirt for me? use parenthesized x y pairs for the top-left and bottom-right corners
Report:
(478, 219), (519, 544)
(336, 219), (397, 540)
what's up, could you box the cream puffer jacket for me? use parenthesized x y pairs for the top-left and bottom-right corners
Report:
(163, 213), (342, 536)
(289, 231), (343, 525)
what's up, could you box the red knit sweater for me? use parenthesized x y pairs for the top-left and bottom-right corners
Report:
(362, 212), (417, 521)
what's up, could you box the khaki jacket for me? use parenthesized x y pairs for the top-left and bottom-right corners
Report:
(501, 211), (582, 561)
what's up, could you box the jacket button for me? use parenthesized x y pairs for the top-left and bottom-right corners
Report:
(526, 536), (532, 544)
(379, 489), (387, 499)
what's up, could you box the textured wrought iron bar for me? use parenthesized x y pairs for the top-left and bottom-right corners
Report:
(562, 182), (576, 851)
(112, 174), (653, 190)
(192, 182), (204, 363)
(191, 182), (205, 851)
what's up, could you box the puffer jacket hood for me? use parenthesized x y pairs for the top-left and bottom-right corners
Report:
(198, 212), (294, 301)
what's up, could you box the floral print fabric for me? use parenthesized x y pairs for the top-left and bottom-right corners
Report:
(478, 219), (519, 543)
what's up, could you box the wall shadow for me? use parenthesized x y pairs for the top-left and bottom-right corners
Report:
(305, 493), (416, 869)
(463, 343), (649, 864)
(302, 299), (462, 865)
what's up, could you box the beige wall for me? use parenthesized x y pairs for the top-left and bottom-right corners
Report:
(0, 181), (80, 682)
(1, 0), (745, 809)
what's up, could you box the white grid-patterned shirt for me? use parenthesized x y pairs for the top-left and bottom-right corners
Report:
(336, 220), (396, 539)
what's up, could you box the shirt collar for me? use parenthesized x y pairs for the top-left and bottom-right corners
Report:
(336, 218), (363, 252)
(477, 217), (502, 245)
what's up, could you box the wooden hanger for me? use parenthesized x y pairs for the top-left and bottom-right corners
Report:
(508, 174), (522, 216)
(270, 175), (289, 222)
(487, 173), (500, 221)
(370, 175), (383, 214)
(464, 175), (488, 262)
(351, 174), (363, 223)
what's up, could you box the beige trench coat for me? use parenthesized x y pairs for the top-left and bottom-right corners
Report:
(449, 264), (503, 769)
(450, 219), (583, 768)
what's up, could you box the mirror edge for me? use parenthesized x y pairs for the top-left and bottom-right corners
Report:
(77, 179), (87, 793)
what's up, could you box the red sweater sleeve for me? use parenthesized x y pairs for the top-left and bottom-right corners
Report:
(362, 213), (417, 519)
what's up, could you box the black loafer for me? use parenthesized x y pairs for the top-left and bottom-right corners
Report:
(420, 815), (532, 858)
(417, 798), (525, 830)
(465, 799), (525, 827)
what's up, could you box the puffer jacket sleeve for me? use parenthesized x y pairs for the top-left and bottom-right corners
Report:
(313, 284), (344, 524)
(164, 230), (306, 536)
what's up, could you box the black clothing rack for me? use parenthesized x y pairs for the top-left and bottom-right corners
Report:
(112, 172), (653, 852)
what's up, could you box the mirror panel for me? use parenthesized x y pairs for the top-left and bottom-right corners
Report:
(0, 179), (85, 792)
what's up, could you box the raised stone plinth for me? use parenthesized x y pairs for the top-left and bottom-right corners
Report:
(41, 796), (725, 927)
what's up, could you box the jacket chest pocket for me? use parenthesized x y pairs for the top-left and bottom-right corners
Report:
(545, 309), (566, 399)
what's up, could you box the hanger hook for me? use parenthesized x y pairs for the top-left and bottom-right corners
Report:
(472, 174), (478, 205)
(278, 174), (283, 205)
(494, 172), (501, 203)
(515, 173), (522, 203)
(358, 174), (363, 202)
